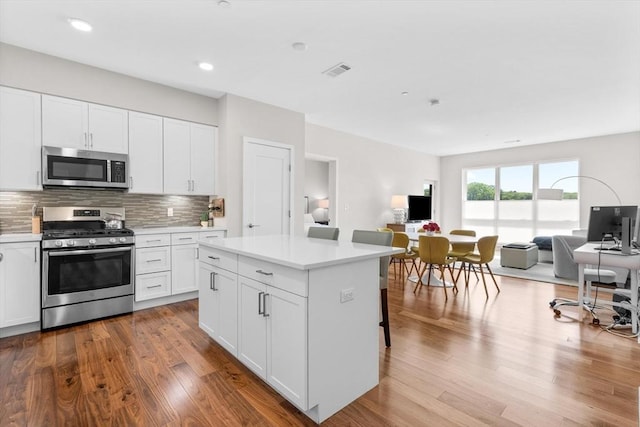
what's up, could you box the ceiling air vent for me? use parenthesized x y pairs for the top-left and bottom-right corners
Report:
(322, 62), (351, 78)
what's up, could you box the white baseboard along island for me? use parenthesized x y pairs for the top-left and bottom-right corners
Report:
(197, 235), (402, 423)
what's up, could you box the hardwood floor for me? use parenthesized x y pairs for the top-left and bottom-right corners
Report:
(2, 272), (640, 426)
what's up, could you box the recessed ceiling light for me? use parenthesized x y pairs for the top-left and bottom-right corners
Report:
(68, 18), (92, 32)
(401, 91), (409, 96)
(218, 0), (231, 7)
(429, 99), (440, 106)
(198, 62), (214, 71)
(292, 42), (307, 51)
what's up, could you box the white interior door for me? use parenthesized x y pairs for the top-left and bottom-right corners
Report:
(243, 138), (292, 236)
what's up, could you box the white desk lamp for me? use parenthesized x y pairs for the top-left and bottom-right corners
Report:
(390, 195), (408, 224)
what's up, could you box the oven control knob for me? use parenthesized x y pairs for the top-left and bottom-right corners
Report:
(67, 240), (75, 247)
(109, 238), (117, 244)
(119, 237), (127, 243)
(89, 239), (97, 245)
(55, 240), (63, 247)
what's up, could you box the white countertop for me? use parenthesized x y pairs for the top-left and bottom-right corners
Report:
(199, 235), (403, 270)
(133, 226), (227, 235)
(0, 233), (42, 243)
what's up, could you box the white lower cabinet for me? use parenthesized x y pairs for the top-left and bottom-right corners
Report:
(136, 229), (227, 303)
(171, 233), (199, 295)
(135, 233), (171, 302)
(198, 257), (238, 356)
(238, 275), (307, 409)
(0, 241), (40, 328)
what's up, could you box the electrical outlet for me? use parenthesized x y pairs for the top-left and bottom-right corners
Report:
(340, 288), (354, 303)
(167, 207), (174, 217)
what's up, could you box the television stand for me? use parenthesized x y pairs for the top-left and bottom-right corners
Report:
(385, 221), (430, 233)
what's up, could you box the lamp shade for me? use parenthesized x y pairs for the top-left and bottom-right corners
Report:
(537, 175), (622, 205)
(537, 188), (564, 200)
(318, 199), (329, 209)
(390, 195), (408, 209)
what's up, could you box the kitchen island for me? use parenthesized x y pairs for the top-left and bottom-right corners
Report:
(198, 235), (402, 423)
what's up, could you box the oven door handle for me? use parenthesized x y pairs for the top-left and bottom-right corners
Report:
(46, 246), (133, 257)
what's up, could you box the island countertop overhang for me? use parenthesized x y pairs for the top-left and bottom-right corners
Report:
(198, 235), (403, 270)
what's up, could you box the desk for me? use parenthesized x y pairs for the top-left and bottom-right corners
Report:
(574, 243), (640, 339)
(406, 233), (480, 286)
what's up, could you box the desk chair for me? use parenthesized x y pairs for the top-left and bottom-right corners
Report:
(307, 226), (339, 240)
(352, 230), (393, 347)
(549, 268), (617, 323)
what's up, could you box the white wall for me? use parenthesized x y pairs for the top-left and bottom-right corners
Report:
(306, 123), (440, 239)
(218, 94), (306, 237)
(440, 132), (640, 233)
(0, 43), (218, 124)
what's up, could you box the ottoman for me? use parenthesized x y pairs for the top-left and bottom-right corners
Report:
(500, 243), (538, 269)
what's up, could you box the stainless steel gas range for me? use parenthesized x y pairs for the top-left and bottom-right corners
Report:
(41, 206), (135, 329)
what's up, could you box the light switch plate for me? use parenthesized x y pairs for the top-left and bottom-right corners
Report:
(167, 207), (174, 217)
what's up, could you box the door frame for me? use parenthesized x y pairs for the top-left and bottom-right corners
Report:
(242, 136), (295, 236)
(305, 153), (339, 227)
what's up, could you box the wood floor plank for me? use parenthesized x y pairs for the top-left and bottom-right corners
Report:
(2, 273), (640, 426)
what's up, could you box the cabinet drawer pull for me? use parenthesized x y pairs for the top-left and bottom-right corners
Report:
(256, 269), (273, 276)
(146, 239), (162, 243)
(210, 272), (217, 291)
(178, 237), (192, 241)
(204, 235), (219, 239)
(146, 259), (162, 263)
(207, 255), (220, 260)
(147, 284), (162, 289)
(0, 252), (3, 262)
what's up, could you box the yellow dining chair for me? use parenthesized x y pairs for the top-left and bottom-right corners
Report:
(448, 229), (478, 280)
(413, 235), (458, 300)
(457, 235), (500, 298)
(389, 232), (419, 288)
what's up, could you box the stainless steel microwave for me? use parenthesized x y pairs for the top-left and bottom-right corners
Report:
(42, 146), (129, 190)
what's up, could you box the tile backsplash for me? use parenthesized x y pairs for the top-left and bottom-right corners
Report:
(0, 189), (210, 233)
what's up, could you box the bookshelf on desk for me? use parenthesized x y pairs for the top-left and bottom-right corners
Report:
(574, 243), (640, 341)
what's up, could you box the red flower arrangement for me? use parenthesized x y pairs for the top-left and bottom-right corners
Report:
(423, 222), (440, 233)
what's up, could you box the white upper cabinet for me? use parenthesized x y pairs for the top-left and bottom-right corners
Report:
(42, 95), (128, 154)
(88, 103), (129, 153)
(163, 118), (216, 195)
(0, 86), (42, 191)
(128, 111), (163, 194)
(190, 123), (216, 195)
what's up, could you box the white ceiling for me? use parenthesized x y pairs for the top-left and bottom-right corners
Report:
(1, 0), (639, 156)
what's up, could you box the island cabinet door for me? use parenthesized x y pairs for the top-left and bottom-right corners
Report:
(266, 286), (308, 410)
(199, 262), (238, 356)
(238, 276), (268, 379)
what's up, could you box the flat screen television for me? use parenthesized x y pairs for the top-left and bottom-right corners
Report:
(587, 205), (637, 242)
(407, 195), (432, 222)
